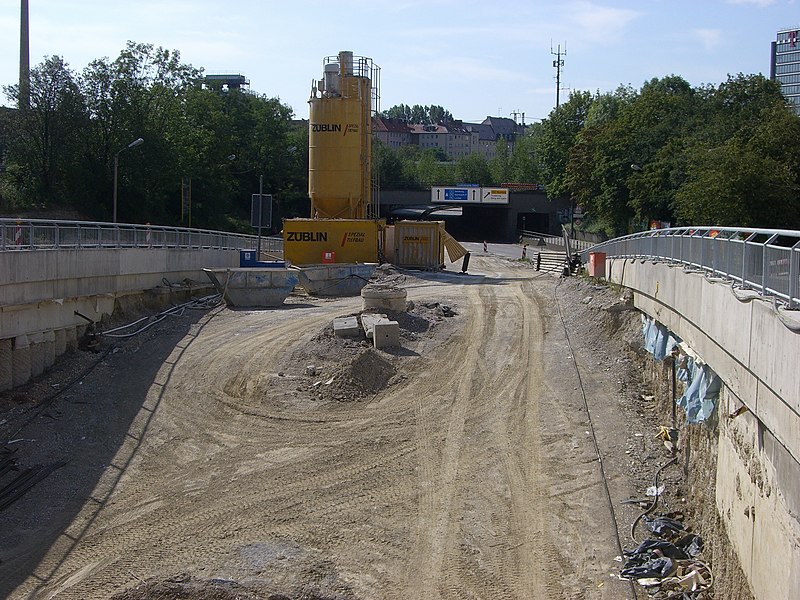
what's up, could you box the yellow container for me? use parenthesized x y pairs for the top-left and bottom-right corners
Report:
(394, 221), (445, 269)
(283, 218), (381, 265)
(308, 53), (373, 219)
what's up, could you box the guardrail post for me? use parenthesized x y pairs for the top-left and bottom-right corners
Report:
(790, 242), (799, 309)
(742, 239), (749, 288)
(699, 231), (706, 271)
(762, 236), (771, 296)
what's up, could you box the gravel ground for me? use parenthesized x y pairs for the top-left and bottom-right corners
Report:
(0, 257), (717, 600)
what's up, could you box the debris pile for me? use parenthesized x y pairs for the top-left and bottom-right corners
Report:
(306, 349), (398, 403)
(621, 488), (713, 597)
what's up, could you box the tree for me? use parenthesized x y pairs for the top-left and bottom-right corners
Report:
(382, 104), (454, 125)
(382, 104), (411, 123)
(507, 134), (541, 184)
(1, 42), (307, 229)
(374, 139), (410, 188)
(489, 139), (511, 184)
(456, 153), (491, 185)
(676, 103), (800, 228)
(410, 105), (428, 125)
(428, 105), (453, 125)
(533, 90), (594, 199)
(2, 56), (87, 207)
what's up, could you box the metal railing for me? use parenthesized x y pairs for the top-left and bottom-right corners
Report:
(520, 229), (594, 251)
(580, 227), (800, 309)
(0, 218), (284, 255)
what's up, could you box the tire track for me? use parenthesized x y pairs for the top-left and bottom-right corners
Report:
(406, 285), (482, 599)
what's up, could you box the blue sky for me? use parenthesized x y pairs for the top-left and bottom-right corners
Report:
(0, 0), (797, 123)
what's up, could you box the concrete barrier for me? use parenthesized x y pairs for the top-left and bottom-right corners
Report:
(607, 257), (800, 600)
(1, 246), (239, 389)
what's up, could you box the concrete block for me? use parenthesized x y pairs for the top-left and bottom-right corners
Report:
(11, 335), (31, 388)
(43, 330), (56, 368)
(54, 328), (67, 356)
(361, 313), (388, 339)
(361, 284), (407, 312)
(716, 428), (756, 585)
(0, 338), (12, 392)
(756, 381), (800, 467)
(373, 320), (400, 349)
(333, 316), (360, 338)
(750, 299), (800, 413)
(30, 332), (44, 377)
(65, 326), (78, 351)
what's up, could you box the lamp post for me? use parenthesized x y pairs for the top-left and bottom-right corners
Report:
(113, 137), (144, 223)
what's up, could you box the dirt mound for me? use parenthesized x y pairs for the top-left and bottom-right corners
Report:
(288, 301), (457, 404)
(306, 347), (397, 403)
(348, 348), (397, 393)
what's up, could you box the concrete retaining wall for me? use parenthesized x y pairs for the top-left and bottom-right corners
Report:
(0, 247), (238, 391)
(606, 257), (800, 600)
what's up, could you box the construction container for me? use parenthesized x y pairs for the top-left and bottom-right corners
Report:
(295, 263), (378, 297)
(393, 221), (445, 269)
(203, 268), (299, 308)
(588, 251), (606, 278)
(283, 218), (380, 265)
(240, 249), (286, 268)
(308, 51), (379, 219)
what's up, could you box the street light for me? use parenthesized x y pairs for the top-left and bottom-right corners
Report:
(113, 137), (144, 223)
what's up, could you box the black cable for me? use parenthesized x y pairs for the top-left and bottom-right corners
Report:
(630, 457), (678, 543)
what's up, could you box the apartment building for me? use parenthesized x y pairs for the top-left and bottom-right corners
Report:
(372, 115), (525, 160)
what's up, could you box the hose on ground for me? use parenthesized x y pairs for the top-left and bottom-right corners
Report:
(630, 457), (678, 544)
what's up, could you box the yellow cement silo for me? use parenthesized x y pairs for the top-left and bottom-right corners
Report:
(308, 51), (379, 220)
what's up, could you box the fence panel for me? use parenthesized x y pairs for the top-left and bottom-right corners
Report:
(580, 226), (800, 308)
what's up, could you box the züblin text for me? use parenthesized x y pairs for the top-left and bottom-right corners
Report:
(311, 123), (342, 132)
(287, 231), (328, 242)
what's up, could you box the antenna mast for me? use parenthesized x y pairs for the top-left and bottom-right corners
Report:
(551, 42), (566, 109)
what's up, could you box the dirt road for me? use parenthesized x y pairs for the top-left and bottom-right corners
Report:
(1, 254), (638, 599)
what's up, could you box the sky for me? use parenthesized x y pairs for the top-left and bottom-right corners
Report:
(0, 0), (798, 123)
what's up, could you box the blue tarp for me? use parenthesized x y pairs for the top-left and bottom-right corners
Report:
(676, 355), (694, 384)
(676, 362), (721, 423)
(641, 316), (718, 423)
(642, 316), (680, 361)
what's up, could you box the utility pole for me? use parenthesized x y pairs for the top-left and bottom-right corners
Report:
(551, 42), (566, 109)
(510, 110), (521, 124)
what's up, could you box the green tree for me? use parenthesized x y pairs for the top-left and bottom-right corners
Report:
(429, 105), (453, 125)
(382, 104), (411, 122)
(374, 139), (410, 188)
(489, 139), (510, 184)
(534, 90), (594, 199)
(507, 134), (540, 183)
(456, 153), (491, 185)
(2, 56), (87, 207)
(676, 102), (800, 227)
(1, 42), (307, 229)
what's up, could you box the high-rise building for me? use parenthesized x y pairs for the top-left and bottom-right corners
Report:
(771, 27), (800, 115)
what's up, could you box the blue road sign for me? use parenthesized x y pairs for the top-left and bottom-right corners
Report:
(444, 188), (469, 201)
